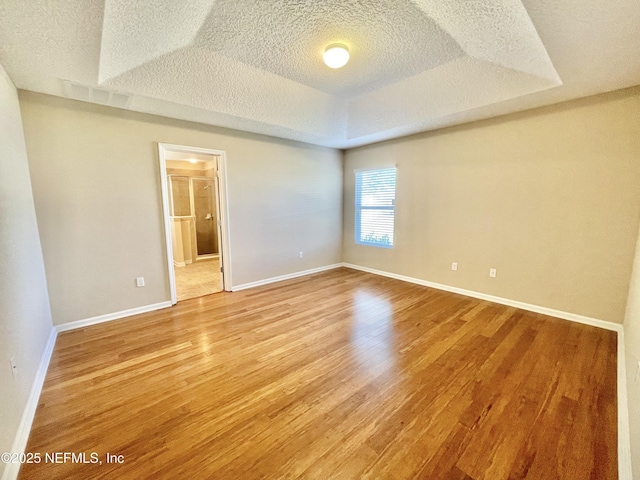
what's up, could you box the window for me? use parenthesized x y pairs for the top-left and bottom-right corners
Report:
(355, 166), (396, 248)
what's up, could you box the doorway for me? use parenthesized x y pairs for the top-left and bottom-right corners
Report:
(158, 143), (231, 304)
(192, 178), (218, 257)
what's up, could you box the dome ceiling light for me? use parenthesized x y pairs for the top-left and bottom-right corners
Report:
(323, 43), (350, 69)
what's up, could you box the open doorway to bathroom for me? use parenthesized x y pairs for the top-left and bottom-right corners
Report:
(158, 143), (231, 304)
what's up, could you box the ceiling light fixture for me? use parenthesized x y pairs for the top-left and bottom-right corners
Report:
(323, 43), (350, 69)
(189, 158), (198, 164)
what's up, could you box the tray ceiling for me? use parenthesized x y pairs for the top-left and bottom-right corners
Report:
(0, 0), (638, 148)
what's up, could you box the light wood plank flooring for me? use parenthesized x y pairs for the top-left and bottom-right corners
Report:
(19, 268), (617, 479)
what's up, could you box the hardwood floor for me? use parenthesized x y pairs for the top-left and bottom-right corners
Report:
(19, 268), (617, 479)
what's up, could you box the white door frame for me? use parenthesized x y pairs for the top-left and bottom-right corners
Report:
(158, 143), (232, 304)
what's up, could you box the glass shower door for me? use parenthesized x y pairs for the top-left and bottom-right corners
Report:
(192, 178), (218, 256)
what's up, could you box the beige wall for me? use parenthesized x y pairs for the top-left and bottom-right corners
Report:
(343, 88), (640, 324)
(0, 66), (53, 476)
(6, 73), (640, 474)
(19, 91), (343, 326)
(625, 224), (640, 478)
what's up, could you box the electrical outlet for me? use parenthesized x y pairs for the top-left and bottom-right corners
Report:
(10, 357), (17, 379)
(136, 277), (145, 287)
(489, 268), (497, 278)
(299, 251), (303, 259)
(451, 262), (458, 271)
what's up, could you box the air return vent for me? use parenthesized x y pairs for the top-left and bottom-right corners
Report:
(62, 80), (131, 109)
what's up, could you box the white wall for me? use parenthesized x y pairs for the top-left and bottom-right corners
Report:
(625, 224), (640, 478)
(18, 91), (343, 326)
(0, 65), (53, 478)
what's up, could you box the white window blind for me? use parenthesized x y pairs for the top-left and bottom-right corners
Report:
(355, 167), (396, 248)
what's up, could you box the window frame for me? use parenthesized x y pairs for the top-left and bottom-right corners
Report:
(354, 166), (397, 249)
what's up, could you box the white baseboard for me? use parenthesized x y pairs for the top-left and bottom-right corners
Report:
(2, 327), (57, 480)
(618, 331), (633, 480)
(173, 261), (186, 267)
(231, 264), (343, 292)
(342, 263), (622, 332)
(343, 262), (632, 478)
(55, 301), (173, 333)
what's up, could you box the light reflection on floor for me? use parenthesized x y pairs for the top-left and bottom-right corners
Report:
(350, 289), (397, 375)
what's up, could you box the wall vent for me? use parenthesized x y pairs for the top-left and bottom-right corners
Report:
(62, 80), (131, 109)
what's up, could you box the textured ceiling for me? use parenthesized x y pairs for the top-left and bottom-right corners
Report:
(193, 0), (465, 97)
(0, 0), (639, 148)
